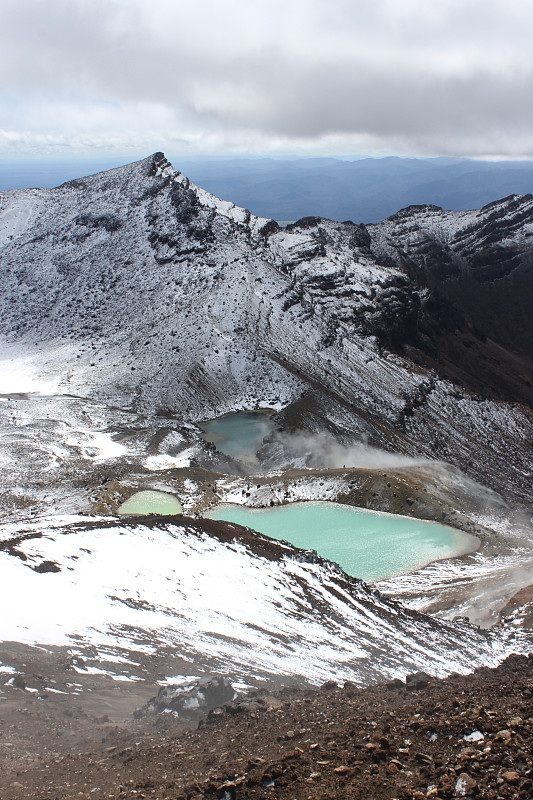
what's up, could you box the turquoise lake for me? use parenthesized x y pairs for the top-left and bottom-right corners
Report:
(206, 501), (478, 581)
(199, 411), (275, 458)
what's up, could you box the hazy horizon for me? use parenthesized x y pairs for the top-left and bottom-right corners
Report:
(2, 152), (533, 192)
(3, 152), (532, 225)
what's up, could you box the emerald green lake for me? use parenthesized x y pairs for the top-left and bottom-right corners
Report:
(199, 411), (274, 458)
(117, 490), (183, 517)
(206, 502), (478, 581)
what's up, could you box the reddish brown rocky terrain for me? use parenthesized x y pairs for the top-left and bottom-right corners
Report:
(1, 653), (532, 800)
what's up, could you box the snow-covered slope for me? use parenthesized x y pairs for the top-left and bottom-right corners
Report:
(0, 513), (524, 686)
(1, 155), (533, 690)
(0, 152), (531, 502)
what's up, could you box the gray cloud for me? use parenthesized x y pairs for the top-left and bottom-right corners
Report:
(1, 0), (533, 157)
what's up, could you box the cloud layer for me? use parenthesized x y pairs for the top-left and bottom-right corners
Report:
(2, 0), (533, 157)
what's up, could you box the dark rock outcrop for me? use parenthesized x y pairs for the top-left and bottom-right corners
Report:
(134, 675), (235, 719)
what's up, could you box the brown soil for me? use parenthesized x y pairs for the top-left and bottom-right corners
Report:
(500, 585), (533, 627)
(1, 654), (533, 800)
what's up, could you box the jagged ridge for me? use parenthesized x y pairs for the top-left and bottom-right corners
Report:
(0, 153), (532, 500)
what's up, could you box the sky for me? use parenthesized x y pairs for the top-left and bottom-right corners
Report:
(1, 0), (533, 162)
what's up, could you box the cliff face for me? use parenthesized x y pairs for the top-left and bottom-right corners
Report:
(368, 197), (533, 404)
(0, 153), (532, 500)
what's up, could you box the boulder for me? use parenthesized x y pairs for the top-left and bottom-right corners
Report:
(134, 675), (235, 719)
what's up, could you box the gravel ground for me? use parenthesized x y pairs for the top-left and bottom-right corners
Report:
(1, 653), (532, 799)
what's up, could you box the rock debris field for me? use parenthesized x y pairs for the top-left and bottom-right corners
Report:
(2, 654), (533, 800)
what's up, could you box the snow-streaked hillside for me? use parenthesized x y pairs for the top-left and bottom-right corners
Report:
(0, 513), (525, 687)
(1, 153), (532, 501)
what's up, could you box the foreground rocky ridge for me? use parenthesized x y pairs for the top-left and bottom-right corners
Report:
(0, 153), (532, 501)
(1, 510), (529, 798)
(2, 654), (533, 800)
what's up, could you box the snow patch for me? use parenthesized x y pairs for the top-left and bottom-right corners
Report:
(144, 447), (196, 471)
(0, 347), (67, 395)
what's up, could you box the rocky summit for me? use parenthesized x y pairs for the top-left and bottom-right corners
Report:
(0, 152), (532, 501)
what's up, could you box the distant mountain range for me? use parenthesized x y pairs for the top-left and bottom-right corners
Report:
(180, 156), (533, 223)
(2, 155), (533, 224)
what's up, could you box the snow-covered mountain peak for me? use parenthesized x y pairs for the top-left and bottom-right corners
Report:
(148, 151), (272, 234)
(0, 155), (532, 701)
(0, 155), (532, 500)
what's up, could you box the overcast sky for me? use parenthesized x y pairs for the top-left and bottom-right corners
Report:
(1, 0), (533, 161)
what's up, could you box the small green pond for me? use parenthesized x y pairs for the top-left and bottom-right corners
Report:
(199, 411), (275, 459)
(206, 501), (478, 581)
(117, 490), (183, 516)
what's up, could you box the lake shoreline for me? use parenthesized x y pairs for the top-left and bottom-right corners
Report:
(205, 500), (480, 583)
